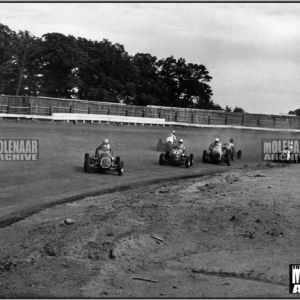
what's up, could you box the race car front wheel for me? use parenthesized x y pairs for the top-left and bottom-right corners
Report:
(117, 161), (124, 176)
(159, 153), (165, 165)
(190, 154), (194, 166)
(84, 153), (91, 173)
(185, 157), (190, 168)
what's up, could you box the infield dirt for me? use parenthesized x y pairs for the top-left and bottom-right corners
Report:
(0, 162), (299, 298)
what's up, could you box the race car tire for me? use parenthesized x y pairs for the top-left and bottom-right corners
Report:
(84, 153), (91, 173)
(117, 161), (124, 176)
(237, 150), (242, 159)
(231, 152), (234, 161)
(159, 153), (165, 165)
(115, 156), (120, 166)
(185, 157), (190, 168)
(226, 156), (231, 166)
(202, 150), (207, 163)
(190, 154), (194, 166)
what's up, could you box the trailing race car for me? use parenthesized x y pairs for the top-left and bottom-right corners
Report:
(84, 149), (124, 175)
(202, 144), (231, 166)
(222, 142), (242, 161)
(159, 148), (194, 168)
(273, 151), (299, 163)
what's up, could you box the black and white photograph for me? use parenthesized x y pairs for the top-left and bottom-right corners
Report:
(1, 2), (300, 298)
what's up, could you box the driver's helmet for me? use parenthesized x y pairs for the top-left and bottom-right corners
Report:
(103, 139), (109, 144)
(215, 138), (219, 142)
(230, 138), (234, 142)
(178, 139), (183, 143)
(172, 130), (176, 134)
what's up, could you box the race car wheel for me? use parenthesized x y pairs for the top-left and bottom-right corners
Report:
(159, 153), (165, 165)
(117, 161), (124, 176)
(226, 156), (231, 166)
(237, 150), (242, 159)
(185, 157), (190, 168)
(202, 150), (207, 163)
(84, 153), (91, 173)
(231, 152), (234, 161)
(115, 156), (120, 166)
(190, 154), (194, 166)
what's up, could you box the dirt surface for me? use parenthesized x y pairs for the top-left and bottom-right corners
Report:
(1, 162), (299, 298)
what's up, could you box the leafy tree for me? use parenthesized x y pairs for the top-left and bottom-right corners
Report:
(0, 24), (41, 95)
(225, 105), (232, 112)
(233, 106), (245, 113)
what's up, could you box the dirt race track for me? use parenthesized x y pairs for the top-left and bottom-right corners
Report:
(0, 119), (300, 298)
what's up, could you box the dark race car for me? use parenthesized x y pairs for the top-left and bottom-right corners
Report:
(84, 149), (124, 175)
(159, 148), (193, 168)
(222, 142), (242, 161)
(202, 144), (231, 166)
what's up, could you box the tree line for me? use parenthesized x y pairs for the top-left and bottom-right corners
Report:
(0, 23), (245, 112)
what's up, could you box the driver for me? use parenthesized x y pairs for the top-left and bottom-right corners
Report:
(95, 139), (112, 157)
(174, 138), (186, 155)
(229, 138), (235, 152)
(209, 138), (222, 153)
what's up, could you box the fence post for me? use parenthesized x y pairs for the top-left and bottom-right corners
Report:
(28, 103), (32, 115)
(49, 106), (52, 116)
(175, 112), (178, 122)
(191, 114), (194, 123)
(242, 116), (244, 126)
(290, 118), (292, 129)
(158, 111), (161, 118)
(142, 110), (144, 117)
(273, 116), (276, 128)
(7, 105), (10, 114)
(88, 107), (91, 114)
(257, 118), (260, 127)
(69, 105), (72, 113)
(225, 117), (228, 125)
(208, 116), (211, 125)
(108, 109), (110, 115)
(125, 110), (128, 116)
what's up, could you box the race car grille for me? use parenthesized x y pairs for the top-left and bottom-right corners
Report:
(100, 157), (111, 168)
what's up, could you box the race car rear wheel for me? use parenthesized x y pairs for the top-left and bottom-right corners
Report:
(237, 150), (242, 159)
(84, 153), (91, 173)
(202, 150), (207, 163)
(226, 156), (231, 166)
(185, 157), (190, 168)
(117, 161), (124, 176)
(190, 154), (194, 166)
(115, 156), (120, 166)
(159, 153), (165, 165)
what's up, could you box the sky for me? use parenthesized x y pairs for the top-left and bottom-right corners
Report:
(1, 2), (300, 114)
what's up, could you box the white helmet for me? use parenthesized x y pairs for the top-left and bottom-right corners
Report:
(215, 138), (219, 142)
(103, 139), (109, 144)
(179, 139), (183, 143)
(172, 130), (176, 134)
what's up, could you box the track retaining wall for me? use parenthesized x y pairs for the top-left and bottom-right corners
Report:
(0, 95), (299, 130)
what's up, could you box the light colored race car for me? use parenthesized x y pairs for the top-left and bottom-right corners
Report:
(202, 144), (231, 166)
(159, 148), (194, 168)
(273, 151), (299, 163)
(84, 149), (124, 175)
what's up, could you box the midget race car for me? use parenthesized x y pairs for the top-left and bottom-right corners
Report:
(84, 149), (124, 175)
(222, 142), (242, 161)
(273, 151), (299, 163)
(159, 148), (194, 168)
(202, 144), (231, 166)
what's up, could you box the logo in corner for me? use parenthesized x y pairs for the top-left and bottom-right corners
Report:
(290, 264), (300, 293)
(0, 139), (39, 161)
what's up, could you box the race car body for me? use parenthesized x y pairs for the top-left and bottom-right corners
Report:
(159, 148), (193, 168)
(84, 149), (124, 175)
(202, 144), (231, 166)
